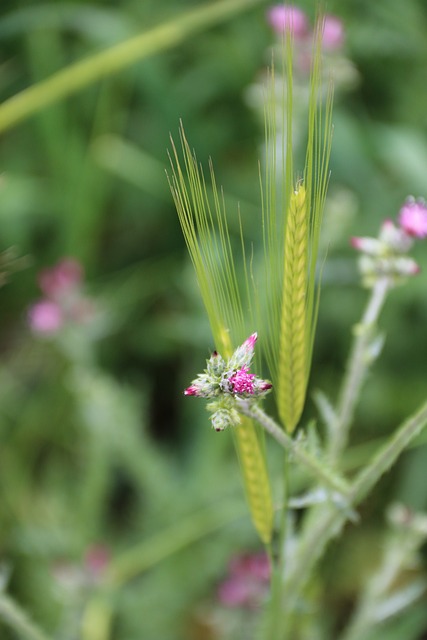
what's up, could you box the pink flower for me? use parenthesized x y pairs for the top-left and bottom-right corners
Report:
(28, 300), (63, 334)
(398, 198), (427, 238)
(85, 545), (110, 581)
(218, 552), (270, 609)
(267, 5), (308, 38)
(230, 366), (255, 395)
(38, 258), (83, 299)
(320, 15), (345, 50)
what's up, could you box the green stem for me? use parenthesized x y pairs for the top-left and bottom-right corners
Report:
(0, 0), (264, 134)
(265, 451), (289, 640)
(237, 402), (350, 498)
(328, 277), (390, 461)
(0, 593), (52, 640)
(281, 398), (427, 614)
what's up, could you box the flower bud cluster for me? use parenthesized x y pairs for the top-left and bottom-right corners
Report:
(184, 333), (272, 431)
(351, 197), (427, 287)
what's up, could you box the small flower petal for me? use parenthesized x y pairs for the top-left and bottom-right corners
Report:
(398, 197), (427, 238)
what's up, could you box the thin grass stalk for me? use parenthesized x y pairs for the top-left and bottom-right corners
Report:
(0, 0), (265, 134)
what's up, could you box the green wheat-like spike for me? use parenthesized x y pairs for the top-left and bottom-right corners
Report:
(278, 184), (308, 433)
(168, 129), (273, 545)
(261, 21), (333, 434)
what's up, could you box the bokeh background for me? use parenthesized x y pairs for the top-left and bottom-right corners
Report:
(1, 1), (427, 638)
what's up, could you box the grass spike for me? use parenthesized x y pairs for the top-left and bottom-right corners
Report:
(260, 18), (333, 434)
(277, 184), (308, 433)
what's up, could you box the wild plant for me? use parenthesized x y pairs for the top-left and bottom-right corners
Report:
(169, 11), (427, 639)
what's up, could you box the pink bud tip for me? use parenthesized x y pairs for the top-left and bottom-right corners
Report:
(184, 385), (199, 396)
(261, 383), (273, 391)
(350, 237), (362, 249)
(244, 333), (258, 349)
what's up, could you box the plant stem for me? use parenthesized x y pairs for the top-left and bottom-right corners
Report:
(280, 398), (427, 617)
(237, 402), (350, 497)
(0, 593), (52, 640)
(0, 0), (264, 134)
(328, 277), (390, 461)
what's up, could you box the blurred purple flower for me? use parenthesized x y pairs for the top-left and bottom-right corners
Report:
(85, 544), (110, 581)
(38, 258), (83, 299)
(29, 257), (95, 335)
(398, 197), (427, 238)
(28, 300), (64, 334)
(217, 552), (270, 609)
(267, 5), (308, 38)
(319, 15), (345, 50)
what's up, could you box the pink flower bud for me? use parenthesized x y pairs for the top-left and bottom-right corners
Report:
(398, 197), (427, 238)
(184, 385), (200, 396)
(243, 332), (257, 350)
(267, 5), (308, 38)
(28, 300), (63, 334)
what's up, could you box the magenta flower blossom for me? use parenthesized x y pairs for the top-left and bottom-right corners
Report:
(230, 366), (255, 395)
(319, 15), (345, 50)
(28, 300), (64, 334)
(267, 4), (308, 38)
(398, 198), (427, 238)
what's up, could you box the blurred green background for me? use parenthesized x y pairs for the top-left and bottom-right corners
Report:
(1, 1), (427, 638)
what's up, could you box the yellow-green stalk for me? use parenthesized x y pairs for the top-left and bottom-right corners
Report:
(168, 128), (273, 545)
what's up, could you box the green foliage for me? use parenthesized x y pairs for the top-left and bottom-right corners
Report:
(1, 0), (427, 638)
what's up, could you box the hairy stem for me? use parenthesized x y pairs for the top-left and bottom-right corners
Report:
(329, 277), (390, 461)
(237, 402), (350, 497)
(281, 398), (427, 620)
